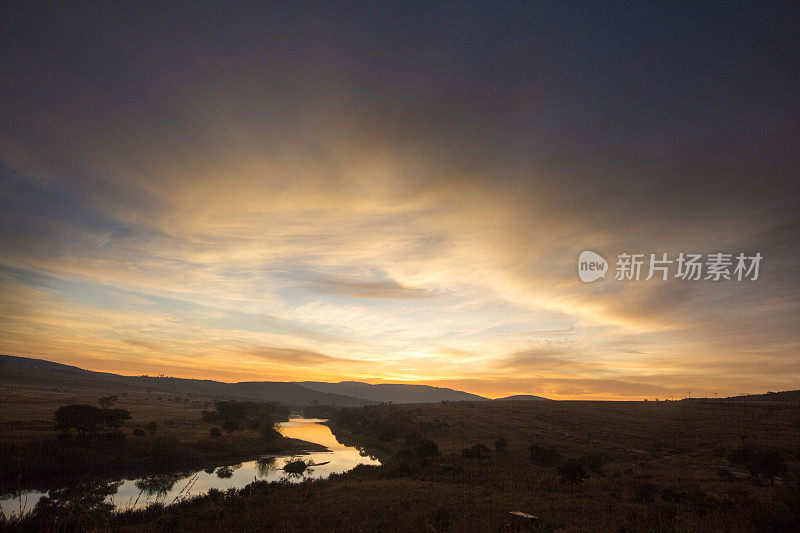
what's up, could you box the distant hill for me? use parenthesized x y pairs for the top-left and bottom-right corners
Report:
(492, 394), (551, 401)
(296, 381), (487, 403)
(0, 354), (373, 407)
(0, 354), (493, 406)
(718, 390), (800, 402)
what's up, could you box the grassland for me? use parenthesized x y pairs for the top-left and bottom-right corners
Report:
(0, 382), (324, 496)
(1, 388), (799, 532)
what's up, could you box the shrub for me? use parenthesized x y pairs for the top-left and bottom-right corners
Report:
(415, 438), (439, 458)
(494, 438), (507, 453)
(579, 452), (608, 474)
(222, 420), (240, 435)
(557, 458), (587, 489)
(728, 445), (787, 484)
(133, 428), (146, 437)
(530, 444), (561, 465)
(470, 443), (491, 459)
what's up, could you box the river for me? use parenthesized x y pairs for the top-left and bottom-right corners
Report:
(0, 418), (380, 517)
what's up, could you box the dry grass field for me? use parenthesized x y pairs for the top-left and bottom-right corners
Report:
(1, 382), (799, 531)
(0, 381), (218, 447)
(3, 397), (793, 531)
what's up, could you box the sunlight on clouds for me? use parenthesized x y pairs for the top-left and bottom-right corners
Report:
(1, 4), (797, 400)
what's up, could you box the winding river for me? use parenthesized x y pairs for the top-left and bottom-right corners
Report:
(0, 418), (380, 517)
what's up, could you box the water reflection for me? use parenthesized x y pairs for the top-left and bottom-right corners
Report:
(135, 473), (184, 497)
(255, 456), (276, 477)
(0, 418), (380, 517)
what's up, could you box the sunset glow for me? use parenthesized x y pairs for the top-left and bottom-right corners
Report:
(1, 3), (797, 400)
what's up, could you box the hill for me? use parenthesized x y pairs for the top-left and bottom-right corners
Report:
(492, 394), (550, 401)
(0, 355), (496, 406)
(718, 390), (800, 402)
(0, 354), (372, 407)
(296, 380), (487, 403)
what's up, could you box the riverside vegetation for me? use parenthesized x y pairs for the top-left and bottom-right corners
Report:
(0, 391), (323, 500)
(2, 392), (799, 531)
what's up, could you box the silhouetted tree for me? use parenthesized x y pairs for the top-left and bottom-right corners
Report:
(145, 421), (158, 435)
(98, 395), (118, 409)
(54, 404), (131, 435)
(494, 438), (507, 453)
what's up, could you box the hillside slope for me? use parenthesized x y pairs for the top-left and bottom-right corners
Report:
(297, 380), (487, 403)
(0, 354), (373, 406)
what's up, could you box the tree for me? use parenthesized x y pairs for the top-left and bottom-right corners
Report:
(557, 459), (587, 489)
(204, 401), (285, 435)
(98, 395), (118, 409)
(54, 404), (131, 435)
(494, 438), (507, 453)
(210, 427), (222, 437)
(145, 421), (158, 436)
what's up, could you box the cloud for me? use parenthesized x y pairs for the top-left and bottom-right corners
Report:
(242, 346), (353, 366)
(308, 275), (434, 299)
(0, 3), (797, 398)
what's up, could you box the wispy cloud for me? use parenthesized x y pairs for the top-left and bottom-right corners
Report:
(0, 3), (797, 398)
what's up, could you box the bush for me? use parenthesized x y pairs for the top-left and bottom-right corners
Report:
(133, 428), (146, 437)
(530, 444), (561, 465)
(728, 445), (787, 484)
(494, 438), (507, 453)
(415, 438), (439, 458)
(557, 458), (587, 489)
(471, 443), (491, 459)
(210, 427), (222, 437)
(579, 452), (608, 474)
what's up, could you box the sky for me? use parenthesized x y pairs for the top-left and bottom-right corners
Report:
(0, 2), (798, 399)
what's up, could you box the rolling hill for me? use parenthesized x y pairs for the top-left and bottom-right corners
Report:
(0, 355), (494, 406)
(296, 381), (487, 403)
(493, 394), (551, 401)
(0, 354), (371, 406)
(718, 390), (800, 402)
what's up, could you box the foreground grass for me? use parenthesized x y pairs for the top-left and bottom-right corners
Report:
(2, 399), (799, 531)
